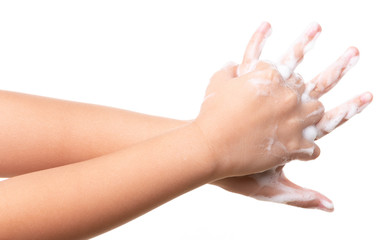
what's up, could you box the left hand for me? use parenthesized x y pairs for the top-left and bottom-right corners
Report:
(212, 22), (372, 212)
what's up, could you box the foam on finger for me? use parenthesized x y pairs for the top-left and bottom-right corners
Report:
(249, 168), (333, 212)
(316, 92), (373, 138)
(238, 22), (272, 76)
(277, 22), (322, 80)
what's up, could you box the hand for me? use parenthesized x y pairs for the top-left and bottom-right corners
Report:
(212, 22), (372, 211)
(194, 23), (328, 178)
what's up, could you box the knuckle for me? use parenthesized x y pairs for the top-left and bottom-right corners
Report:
(270, 68), (283, 80)
(316, 101), (325, 112)
(286, 118), (300, 129)
(286, 139), (300, 152)
(261, 67), (282, 81)
(313, 101), (325, 118)
(314, 101), (325, 118)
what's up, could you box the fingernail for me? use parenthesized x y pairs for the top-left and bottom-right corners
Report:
(258, 22), (272, 37)
(303, 23), (321, 54)
(345, 46), (360, 58)
(321, 199), (334, 211)
(305, 22), (322, 38)
(342, 47), (360, 75)
(360, 92), (373, 103)
(357, 92), (373, 114)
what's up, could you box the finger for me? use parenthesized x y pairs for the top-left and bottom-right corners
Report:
(277, 22), (322, 80)
(278, 175), (334, 212)
(304, 47), (360, 101)
(290, 141), (320, 160)
(316, 92), (373, 139)
(237, 22), (272, 76)
(250, 168), (334, 212)
(300, 100), (325, 126)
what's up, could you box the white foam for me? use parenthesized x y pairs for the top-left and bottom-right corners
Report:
(306, 106), (324, 118)
(317, 100), (369, 134)
(266, 138), (275, 151)
(275, 24), (320, 81)
(203, 92), (215, 102)
(345, 103), (358, 119)
(285, 73), (304, 91)
(236, 66), (242, 77)
(247, 60), (259, 73)
(320, 111), (345, 133)
(293, 146), (315, 156)
(250, 169), (316, 204)
(253, 190), (316, 204)
(276, 64), (293, 80)
(248, 77), (272, 96)
(248, 77), (271, 86)
(302, 125), (318, 142)
(301, 82), (316, 102)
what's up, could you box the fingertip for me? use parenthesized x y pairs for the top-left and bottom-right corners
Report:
(320, 199), (334, 212)
(348, 46), (360, 56)
(258, 21), (272, 37)
(341, 47), (360, 75)
(263, 21), (271, 27)
(260, 21), (271, 29)
(361, 91), (373, 103)
(306, 22), (322, 37)
(315, 22), (322, 33)
(344, 46), (360, 59)
(319, 206), (335, 212)
(312, 143), (321, 159)
(354, 92), (373, 114)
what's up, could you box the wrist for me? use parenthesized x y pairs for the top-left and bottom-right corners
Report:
(187, 121), (227, 180)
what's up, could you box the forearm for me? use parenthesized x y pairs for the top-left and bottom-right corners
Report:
(0, 90), (186, 177)
(0, 123), (216, 239)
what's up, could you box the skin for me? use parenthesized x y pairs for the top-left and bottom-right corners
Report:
(223, 22), (373, 211)
(0, 22), (372, 239)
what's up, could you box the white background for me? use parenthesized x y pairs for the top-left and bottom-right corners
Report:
(0, 0), (387, 239)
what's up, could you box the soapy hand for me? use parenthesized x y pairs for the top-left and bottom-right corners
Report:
(194, 23), (326, 178)
(212, 22), (372, 211)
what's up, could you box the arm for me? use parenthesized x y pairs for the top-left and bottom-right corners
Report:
(1, 23), (372, 212)
(0, 90), (185, 177)
(0, 48), (324, 238)
(0, 123), (216, 239)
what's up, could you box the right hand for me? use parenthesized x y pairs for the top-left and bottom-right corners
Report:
(194, 35), (325, 178)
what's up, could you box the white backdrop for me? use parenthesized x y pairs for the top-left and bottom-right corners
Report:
(0, 1), (387, 239)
